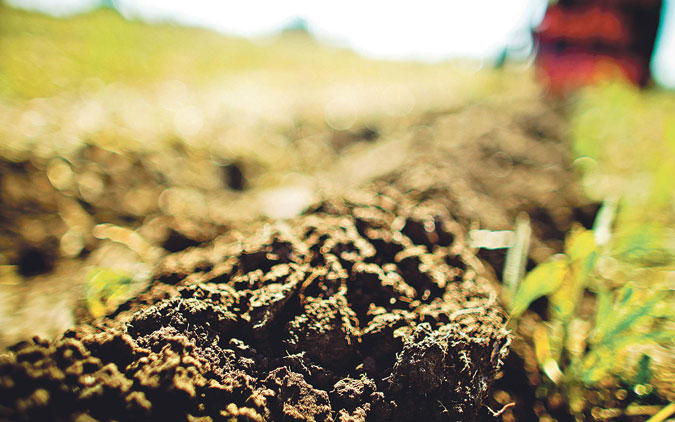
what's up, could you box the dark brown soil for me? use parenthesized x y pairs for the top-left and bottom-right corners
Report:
(0, 86), (603, 422)
(0, 187), (509, 422)
(0, 93), (593, 349)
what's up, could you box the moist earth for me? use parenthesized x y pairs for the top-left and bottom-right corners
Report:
(0, 97), (593, 349)
(0, 187), (509, 422)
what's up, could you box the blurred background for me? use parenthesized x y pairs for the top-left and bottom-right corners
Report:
(0, 1), (674, 421)
(3, 0), (675, 87)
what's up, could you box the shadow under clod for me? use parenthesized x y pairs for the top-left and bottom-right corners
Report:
(0, 187), (509, 422)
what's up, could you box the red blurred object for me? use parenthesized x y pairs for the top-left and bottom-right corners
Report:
(534, 0), (662, 93)
(538, 5), (631, 45)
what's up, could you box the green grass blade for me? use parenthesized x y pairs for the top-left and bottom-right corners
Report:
(510, 256), (567, 317)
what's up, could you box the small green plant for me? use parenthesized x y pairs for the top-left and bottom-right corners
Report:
(85, 267), (134, 318)
(508, 201), (674, 414)
(506, 82), (675, 417)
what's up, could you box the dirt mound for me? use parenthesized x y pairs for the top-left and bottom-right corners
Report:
(1, 92), (595, 349)
(0, 188), (509, 422)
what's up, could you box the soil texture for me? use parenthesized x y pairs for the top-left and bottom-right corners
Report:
(1, 187), (509, 422)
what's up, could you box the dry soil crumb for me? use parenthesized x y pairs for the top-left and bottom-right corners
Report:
(1, 187), (509, 422)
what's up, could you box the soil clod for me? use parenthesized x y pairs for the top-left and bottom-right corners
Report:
(1, 188), (509, 422)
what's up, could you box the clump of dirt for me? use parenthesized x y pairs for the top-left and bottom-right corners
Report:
(379, 100), (594, 268)
(1, 92), (596, 349)
(0, 187), (509, 422)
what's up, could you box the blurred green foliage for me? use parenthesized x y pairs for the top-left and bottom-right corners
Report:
(0, 3), (527, 105)
(512, 221), (674, 413)
(85, 267), (133, 318)
(0, 3), (365, 99)
(510, 82), (675, 414)
(572, 83), (675, 228)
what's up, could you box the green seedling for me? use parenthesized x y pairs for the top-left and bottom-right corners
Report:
(85, 267), (134, 318)
(508, 197), (674, 416)
(503, 83), (675, 418)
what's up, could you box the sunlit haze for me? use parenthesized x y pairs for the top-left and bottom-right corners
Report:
(6, 0), (675, 88)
